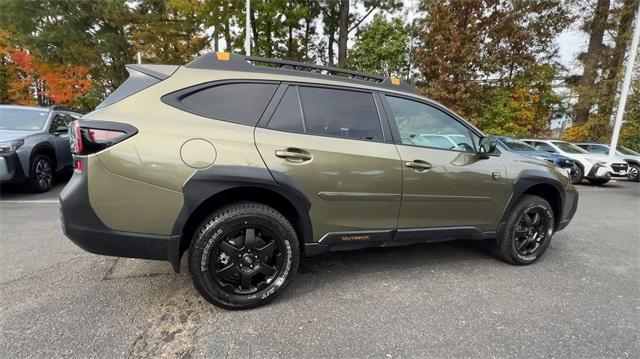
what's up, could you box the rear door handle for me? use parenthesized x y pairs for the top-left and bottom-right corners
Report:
(275, 149), (312, 162)
(405, 160), (432, 170)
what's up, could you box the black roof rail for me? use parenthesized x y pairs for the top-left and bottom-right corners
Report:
(185, 52), (419, 95)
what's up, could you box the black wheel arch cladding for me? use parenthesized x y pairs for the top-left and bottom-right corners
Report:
(500, 170), (566, 231)
(171, 165), (313, 269)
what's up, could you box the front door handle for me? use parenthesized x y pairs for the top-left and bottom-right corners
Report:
(405, 160), (432, 171)
(275, 149), (312, 162)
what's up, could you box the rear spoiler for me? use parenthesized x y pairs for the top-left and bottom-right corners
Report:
(96, 64), (179, 109)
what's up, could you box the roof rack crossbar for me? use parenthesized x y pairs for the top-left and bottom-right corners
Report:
(245, 56), (385, 83)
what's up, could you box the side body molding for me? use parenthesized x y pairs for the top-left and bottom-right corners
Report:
(170, 165), (313, 270)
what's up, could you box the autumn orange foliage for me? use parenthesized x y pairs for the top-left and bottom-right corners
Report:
(1, 31), (91, 107)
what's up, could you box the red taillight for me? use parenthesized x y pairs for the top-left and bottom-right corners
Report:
(69, 120), (136, 155)
(87, 129), (125, 142)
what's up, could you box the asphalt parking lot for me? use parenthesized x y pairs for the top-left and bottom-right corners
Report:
(1, 180), (638, 359)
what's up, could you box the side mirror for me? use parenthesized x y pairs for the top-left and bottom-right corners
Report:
(478, 137), (497, 159)
(54, 125), (68, 134)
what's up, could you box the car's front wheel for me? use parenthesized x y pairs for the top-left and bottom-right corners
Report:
(627, 164), (640, 182)
(188, 202), (299, 310)
(495, 195), (555, 265)
(28, 154), (54, 193)
(569, 164), (583, 184)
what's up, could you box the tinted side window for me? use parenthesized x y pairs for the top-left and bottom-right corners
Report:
(588, 145), (608, 154)
(268, 86), (304, 132)
(534, 142), (555, 153)
(385, 96), (475, 152)
(298, 86), (382, 141)
(180, 83), (278, 126)
(50, 113), (71, 132)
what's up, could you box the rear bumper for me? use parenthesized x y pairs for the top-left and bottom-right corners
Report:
(59, 159), (181, 271)
(0, 153), (27, 183)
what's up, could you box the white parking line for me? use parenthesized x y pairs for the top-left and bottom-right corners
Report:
(0, 200), (59, 204)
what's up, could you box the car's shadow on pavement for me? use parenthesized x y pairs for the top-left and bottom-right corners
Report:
(278, 239), (496, 302)
(0, 172), (71, 199)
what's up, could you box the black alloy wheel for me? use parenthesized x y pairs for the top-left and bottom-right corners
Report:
(28, 154), (54, 193)
(494, 194), (555, 265)
(513, 207), (552, 256)
(211, 226), (283, 295)
(189, 202), (299, 310)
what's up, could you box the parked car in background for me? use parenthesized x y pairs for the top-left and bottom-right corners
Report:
(574, 143), (640, 182)
(494, 136), (579, 183)
(521, 139), (628, 185)
(0, 105), (82, 192)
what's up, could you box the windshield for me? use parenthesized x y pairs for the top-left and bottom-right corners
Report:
(618, 146), (640, 156)
(0, 108), (49, 131)
(500, 137), (536, 151)
(552, 141), (589, 154)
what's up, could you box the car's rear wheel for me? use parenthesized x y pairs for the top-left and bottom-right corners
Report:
(569, 164), (583, 184)
(188, 202), (299, 310)
(27, 154), (54, 193)
(495, 195), (554, 265)
(627, 164), (639, 182)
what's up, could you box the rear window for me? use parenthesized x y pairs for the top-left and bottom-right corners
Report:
(179, 83), (278, 126)
(298, 86), (382, 141)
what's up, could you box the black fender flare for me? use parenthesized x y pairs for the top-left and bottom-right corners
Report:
(30, 142), (57, 169)
(498, 170), (566, 233)
(169, 165), (312, 271)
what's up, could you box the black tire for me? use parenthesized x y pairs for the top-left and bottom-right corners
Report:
(627, 164), (640, 182)
(569, 164), (583, 185)
(588, 178), (610, 186)
(495, 195), (555, 265)
(27, 154), (54, 193)
(188, 202), (299, 310)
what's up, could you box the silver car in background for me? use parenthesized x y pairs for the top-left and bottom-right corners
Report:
(0, 105), (82, 192)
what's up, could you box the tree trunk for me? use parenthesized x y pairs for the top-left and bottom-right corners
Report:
(250, 6), (258, 55)
(328, 31), (335, 66)
(598, 0), (638, 119)
(337, 0), (349, 65)
(573, 0), (611, 124)
(288, 25), (293, 59)
(224, 17), (232, 52)
(213, 25), (219, 52)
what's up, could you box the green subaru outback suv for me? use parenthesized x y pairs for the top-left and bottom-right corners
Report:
(60, 52), (578, 309)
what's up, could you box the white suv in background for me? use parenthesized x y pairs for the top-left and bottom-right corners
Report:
(575, 143), (640, 182)
(522, 139), (628, 185)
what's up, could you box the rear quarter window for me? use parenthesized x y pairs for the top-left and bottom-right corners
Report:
(172, 82), (278, 126)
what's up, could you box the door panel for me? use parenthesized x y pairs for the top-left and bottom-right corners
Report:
(396, 145), (507, 230)
(381, 95), (508, 231)
(255, 128), (402, 241)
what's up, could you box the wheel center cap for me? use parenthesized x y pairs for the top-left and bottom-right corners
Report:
(242, 254), (254, 265)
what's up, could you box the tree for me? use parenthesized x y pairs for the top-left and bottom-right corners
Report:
(479, 65), (563, 137)
(348, 15), (408, 76)
(415, 0), (571, 123)
(131, 0), (209, 64)
(573, 0), (611, 124)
